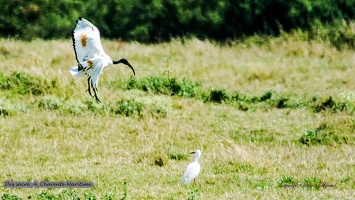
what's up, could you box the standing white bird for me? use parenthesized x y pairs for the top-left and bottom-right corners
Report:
(182, 150), (201, 184)
(70, 17), (135, 103)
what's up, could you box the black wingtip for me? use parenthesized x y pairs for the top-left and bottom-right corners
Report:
(75, 17), (82, 23)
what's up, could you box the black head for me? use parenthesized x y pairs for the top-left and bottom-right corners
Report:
(113, 58), (135, 76)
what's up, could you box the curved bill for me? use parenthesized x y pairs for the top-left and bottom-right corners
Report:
(114, 58), (135, 76)
(125, 61), (135, 76)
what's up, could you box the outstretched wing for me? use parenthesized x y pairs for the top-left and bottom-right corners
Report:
(72, 17), (105, 64)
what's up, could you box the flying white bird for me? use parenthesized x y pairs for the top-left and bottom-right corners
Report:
(70, 17), (135, 103)
(182, 150), (201, 184)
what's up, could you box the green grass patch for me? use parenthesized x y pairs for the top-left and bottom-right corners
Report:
(0, 72), (58, 95)
(0, 101), (27, 116)
(213, 161), (254, 175)
(229, 129), (275, 143)
(113, 99), (144, 117)
(1, 194), (21, 200)
(0, 104), (17, 117)
(299, 124), (351, 146)
(2, 188), (125, 200)
(0, 38), (354, 199)
(38, 95), (62, 110)
(302, 177), (324, 190)
(278, 175), (298, 187)
(203, 89), (231, 103)
(62, 99), (86, 116)
(313, 96), (354, 113)
(168, 153), (188, 161)
(278, 176), (334, 190)
(187, 189), (200, 200)
(119, 76), (201, 98)
(1, 71), (353, 116)
(83, 98), (110, 115)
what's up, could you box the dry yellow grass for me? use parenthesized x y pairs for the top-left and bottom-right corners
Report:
(0, 37), (354, 199)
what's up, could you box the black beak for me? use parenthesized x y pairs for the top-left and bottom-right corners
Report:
(125, 61), (135, 76)
(190, 151), (195, 154)
(113, 58), (136, 76)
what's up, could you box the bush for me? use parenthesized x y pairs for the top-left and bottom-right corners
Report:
(0, 0), (354, 44)
(149, 106), (168, 118)
(0, 101), (27, 117)
(313, 96), (353, 113)
(1, 193), (21, 200)
(114, 99), (144, 117)
(62, 100), (86, 116)
(204, 89), (230, 103)
(38, 96), (62, 110)
(0, 72), (54, 95)
(84, 98), (110, 115)
(259, 91), (273, 102)
(125, 76), (201, 98)
(299, 125), (350, 146)
(302, 177), (323, 190)
(278, 175), (297, 187)
(168, 153), (188, 161)
(0, 104), (17, 117)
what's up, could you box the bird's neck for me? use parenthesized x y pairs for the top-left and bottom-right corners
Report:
(112, 60), (120, 64)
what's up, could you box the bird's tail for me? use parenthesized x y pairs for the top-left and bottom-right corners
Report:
(70, 66), (85, 77)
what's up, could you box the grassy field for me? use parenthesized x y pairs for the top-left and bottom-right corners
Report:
(0, 35), (354, 199)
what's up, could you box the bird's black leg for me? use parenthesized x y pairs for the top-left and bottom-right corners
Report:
(93, 89), (101, 103)
(86, 77), (93, 97)
(91, 82), (101, 103)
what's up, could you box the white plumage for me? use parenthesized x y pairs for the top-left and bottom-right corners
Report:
(70, 17), (135, 103)
(182, 150), (201, 184)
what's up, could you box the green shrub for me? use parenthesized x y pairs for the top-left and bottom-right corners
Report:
(302, 177), (323, 190)
(83, 190), (97, 200)
(125, 76), (201, 98)
(38, 96), (62, 110)
(57, 189), (80, 200)
(259, 91), (273, 102)
(147, 97), (171, 118)
(1, 0), (354, 44)
(307, 21), (355, 50)
(278, 175), (298, 187)
(34, 190), (58, 200)
(253, 179), (268, 190)
(26, 189), (117, 200)
(299, 127), (349, 146)
(339, 92), (355, 113)
(168, 153), (188, 161)
(1, 194), (21, 200)
(204, 89), (230, 103)
(314, 96), (336, 112)
(0, 72), (54, 95)
(0, 104), (17, 117)
(83, 98), (109, 115)
(275, 97), (289, 109)
(114, 99), (144, 117)
(62, 100), (86, 116)
(187, 189), (200, 200)
(0, 101), (27, 117)
(313, 96), (353, 113)
(149, 107), (168, 118)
